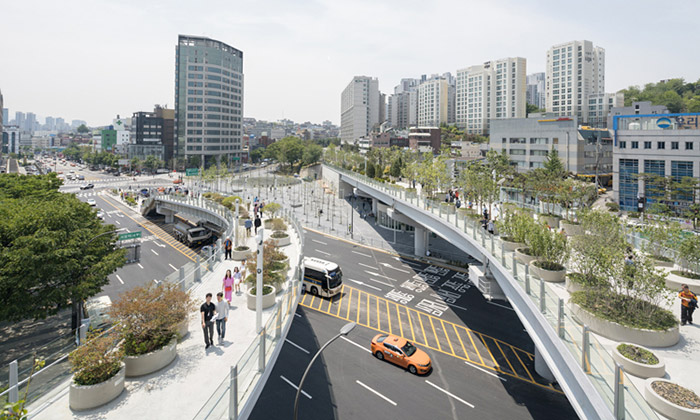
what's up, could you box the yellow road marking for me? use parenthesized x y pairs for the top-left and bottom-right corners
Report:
(346, 288), (353, 319)
(418, 312), (429, 347)
(511, 345), (535, 383)
(428, 316), (442, 352)
(325, 294), (334, 314)
(394, 303), (404, 338)
(440, 319), (455, 356)
(356, 291), (362, 325)
(385, 300), (392, 335)
(476, 332), (499, 369)
(366, 292), (371, 328)
(406, 308), (416, 343)
(495, 340), (516, 375)
(336, 285), (345, 317)
(309, 293), (317, 309)
(452, 323), (470, 362)
(464, 327), (485, 365)
(376, 296), (380, 330)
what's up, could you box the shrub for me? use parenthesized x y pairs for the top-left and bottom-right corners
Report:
(628, 212), (640, 219)
(245, 240), (284, 288)
(671, 270), (700, 280)
(234, 246), (249, 252)
(69, 332), (124, 386)
(248, 285), (274, 295)
(567, 272), (608, 289)
(571, 290), (677, 331)
(263, 202), (282, 218)
(271, 218), (287, 231)
(525, 222), (569, 265)
(125, 196), (137, 206)
(570, 210), (626, 283)
(617, 343), (659, 365)
(676, 234), (700, 277)
(271, 231), (289, 239)
(497, 211), (536, 244)
(605, 202), (620, 212)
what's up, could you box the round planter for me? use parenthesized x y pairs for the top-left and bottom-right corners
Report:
(501, 239), (524, 252)
(124, 338), (177, 377)
(271, 255), (289, 268)
(529, 261), (566, 283)
(612, 343), (665, 379)
(270, 233), (291, 247)
(565, 276), (587, 293)
(231, 248), (251, 261)
(176, 319), (189, 341)
(569, 303), (680, 347)
(666, 272), (700, 295)
(69, 363), (125, 411)
(644, 378), (700, 420)
(515, 248), (537, 265)
(559, 220), (583, 236)
(650, 256), (674, 268)
(246, 286), (277, 310)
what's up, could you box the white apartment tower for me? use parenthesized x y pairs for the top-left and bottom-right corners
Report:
(545, 40), (605, 123)
(416, 75), (455, 127)
(340, 76), (380, 144)
(456, 57), (527, 134)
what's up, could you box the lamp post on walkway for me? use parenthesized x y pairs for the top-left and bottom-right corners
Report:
(293, 322), (356, 420)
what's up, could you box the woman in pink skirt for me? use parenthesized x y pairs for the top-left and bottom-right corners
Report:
(222, 269), (234, 303)
(233, 266), (243, 295)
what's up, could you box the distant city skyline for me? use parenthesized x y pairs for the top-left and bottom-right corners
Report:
(2, 0), (700, 126)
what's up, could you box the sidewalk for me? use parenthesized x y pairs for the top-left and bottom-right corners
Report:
(28, 225), (300, 420)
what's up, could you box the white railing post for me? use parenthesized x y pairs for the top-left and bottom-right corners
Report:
(229, 365), (238, 420)
(195, 256), (201, 282)
(614, 363), (625, 420)
(259, 327), (266, 373)
(557, 298), (565, 339)
(9, 360), (18, 403)
(539, 279), (546, 313)
(582, 325), (590, 374)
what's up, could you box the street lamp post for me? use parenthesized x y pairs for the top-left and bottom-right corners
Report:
(293, 322), (356, 420)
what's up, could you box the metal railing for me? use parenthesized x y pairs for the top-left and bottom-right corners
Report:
(325, 163), (658, 420)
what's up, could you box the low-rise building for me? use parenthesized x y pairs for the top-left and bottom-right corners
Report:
(607, 101), (669, 129)
(408, 127), (441, 154)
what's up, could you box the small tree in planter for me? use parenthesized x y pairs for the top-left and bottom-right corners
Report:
(527, 222), (569, 281)
(641, 222), (679, 266)
(673, 233), (700, 279)
(570, 210), (625, 288)
(497, 211), (536, 251)
(68, 332), (125, 410)
(245, 240), (285, 292)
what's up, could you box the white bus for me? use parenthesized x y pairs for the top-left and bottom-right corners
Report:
(303, 257), (343, 297)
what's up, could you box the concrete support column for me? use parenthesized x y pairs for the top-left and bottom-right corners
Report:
(414, 226), (427, 257)
(372, 198), (378, 215)
(534, 345), (555, 383)
(163, 210), (174, 224)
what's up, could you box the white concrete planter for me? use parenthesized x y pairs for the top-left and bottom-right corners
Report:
(529, 261), (566, 283)
(176, 319), (189, 342)
(565, 276), (587, 293)
(612, 343), (665, 379)
(515, 248), (537, 265)
(270, 233), (291, 247)
(645, 378), (700, 420)
(69, 363), (125, 411)
(559, 220), (583, 236)
(666, 271), (700, 295)
(125, 338), (177, 377)
(569, 303), (680, 347)
(231, 247), (251, 261)
(650, 256), (674, 268)
(246, 286), (276, 310)
(271, 256), (289, 268)
(500, 238), (524, 252)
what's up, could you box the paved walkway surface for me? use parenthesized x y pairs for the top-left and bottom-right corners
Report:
(28, 219), (300, 419)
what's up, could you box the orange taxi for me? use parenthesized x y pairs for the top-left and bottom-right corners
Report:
(370, 334), (431, 375)
(173, 179), (183, 184)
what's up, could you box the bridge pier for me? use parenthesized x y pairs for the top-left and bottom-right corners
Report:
(414, 226), (427, 257)
(534, 345), (555, 383)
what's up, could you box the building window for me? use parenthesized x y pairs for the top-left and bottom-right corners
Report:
(631, 141), (639, 149)
(672, 161), (694, 202)
(672, 142), (679, 150)
(619, 141), (626, 149)
(686, 142), (694, 150)
(619, 159), (639, 211)
(644, 141), (652, 149)
(657, 141), (665, 149)
(644, 160), (666, 202)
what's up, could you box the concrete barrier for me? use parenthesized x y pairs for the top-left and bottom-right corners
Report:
(125, 338), (177, 377)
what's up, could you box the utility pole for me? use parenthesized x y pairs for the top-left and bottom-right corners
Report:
(594, 130), (601, 195)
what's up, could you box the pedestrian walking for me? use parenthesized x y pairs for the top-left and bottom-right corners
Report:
(254, 215), (261, 234)
(483, 207), (489, 221)
(260, 202), (265, 218)
(254, 203), (259, 216)
(679, 284), (698, 325)
(215, 292), (229, 343)
(245, 218), (253, 237)
(222, 269), (234, 303)
(487, 219), (495, 235)
(224, 237), (233, 260)
(200, 293), (216, 349)
(234, 266), (243, 294)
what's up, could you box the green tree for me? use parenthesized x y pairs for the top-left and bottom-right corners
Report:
(143, 155), (160, 174)
(0, 174), (125, 322)
(249, 148), (263, 163)
(366, 161), (376, 178)
(543, 147), (565, 177)
(302, 143), (323, 166)
(76, 124), (89, 134)
(526, 103), (545, 115)
(275, 137), (305, 171)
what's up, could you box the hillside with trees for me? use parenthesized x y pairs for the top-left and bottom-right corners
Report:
(619, 78), (700, 113)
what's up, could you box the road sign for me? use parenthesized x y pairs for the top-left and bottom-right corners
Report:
(186, 168), (200, 176)
(118, 231), (142, 241)
(118, 159), (130, 165)
(232, 157), (240, 161)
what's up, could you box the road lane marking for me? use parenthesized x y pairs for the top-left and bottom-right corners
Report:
(511, 345), (535, 383)
(280, 375), (312, 399)
(453, 323), (470, 362)
(486, 301), (515, 311)
(115, 275), (124, 284)
(348, 279), (381, 291)
(114, 220), (121, 225)
(379, 262), (410, 273)
(151, 249), (159, 256)
(364, 271), (394, 281)
(315, 249), (331, 256)
(154, 241), (166, 248)
(424, 380), (474, 408)
(494, 340), (516, 375)
(285, 339), (310, 354)
(358, 263), (377, 270)
(352, 250), (372, 258)
(311, 239), (327, 245)
(397, 257), (422, 266)
(367, 277), (392, 287)
(356, 381), (397, 406)
(294, 313), (302, 318)
(464, 328), (485, 365)
(340, 336), (370, 353)
(137, 263), (144, 269)
(169, 264), (178, 270)
(476, 332), (500, 369)
(464, 362), (506, 381)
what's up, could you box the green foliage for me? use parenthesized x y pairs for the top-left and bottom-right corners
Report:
(0, 358), (44, 419)
(69, 332), (123, 386)
(676, 234), (700, 276)
(543, 148), (565, 178)
(271, 217), (287, 231)
(570, 210), (627, 284)
(497, 211), (536, 244)
(246, 240), (284, 288)
(366, 161), (376, 178)
(263, 202), (281, 218)
(605, 202), (620, 212)
(526, 103), (545, 115)
(617, 344), (659, 365)
(571, 290), (676, 331)
(524, 222), (569, 265)
(249, 148), (264, 163)
(0, 174), (126, 322)
(76, 124), (89, 133)
(619, 78), (700, 113)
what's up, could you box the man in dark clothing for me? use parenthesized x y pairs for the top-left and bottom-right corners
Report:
(201, 293), (216, 349)
(224, 237), (232, 260)
(483, 208), (489, 221)
(254, 215), (262, 234)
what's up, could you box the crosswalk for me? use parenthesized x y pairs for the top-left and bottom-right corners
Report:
(75, 190), (107, 198)
(62, 177), (124, 185)
(300, 285), (556, 392)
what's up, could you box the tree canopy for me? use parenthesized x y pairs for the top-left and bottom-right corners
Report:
(619, 78), (700, 113)
(0, 174), (125, 322)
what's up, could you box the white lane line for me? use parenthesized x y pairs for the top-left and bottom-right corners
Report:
(364, 271), (394, 281)
(285, 339), (310, 354)
(425, 380), (474, 408)
(442, 302), (468, 311)
(349, 277), (392, 287)
(397, 257), (422, 267)
(486, 301), (515, 311)
(379, 262), (410, 273)
(315, 249), (331, 256)
(340, 336), (371, 353)
(311, 239), (328, 245)
(115, 275), (124, 284)
(294, 313), (302, 318)
(153, 279), (159, 284)
(352, 250), (372, 258)
(358, 262), (377, 270)
(464, 361), (507, 381)
(356, 380), (397, 406)
(154, 242), (166, 248)
(169, 264), (178, 271)
(151, 249), (159, 256)
(114, 220), (121, 225)
(280, 375), (312, 399)
(137, 263), (144, 269)
(348, 279), (381, 291)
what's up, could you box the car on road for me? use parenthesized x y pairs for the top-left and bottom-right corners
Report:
(78, 175), (85, 180)
(87, 199), (97, 206)
(80, 183), (95, 190)
(140, 188), (150, 197)
(371, 334), (431, 375)
(96, 210), (105, 220)
(173, 178), (182, 184)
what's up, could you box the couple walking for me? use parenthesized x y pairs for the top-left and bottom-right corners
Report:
(222, 263), (245, 302)
(200, 292), (230, 349)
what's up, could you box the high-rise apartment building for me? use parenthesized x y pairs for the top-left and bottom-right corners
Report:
(456, 57), (527, 134)
(0, 89), (3, 135)
(417, 77), (454, 127)
(25, 113), (36, 133)
(526, 72), (546, 109)
(15, 112), (25, 132)
(545, 40), (605, 123)
(45, 116), (55, 131)
(175, 35), (244, 167)
(340, 76), (380, 144)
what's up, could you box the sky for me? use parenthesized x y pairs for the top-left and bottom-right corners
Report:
(2, 0), (700, 127)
